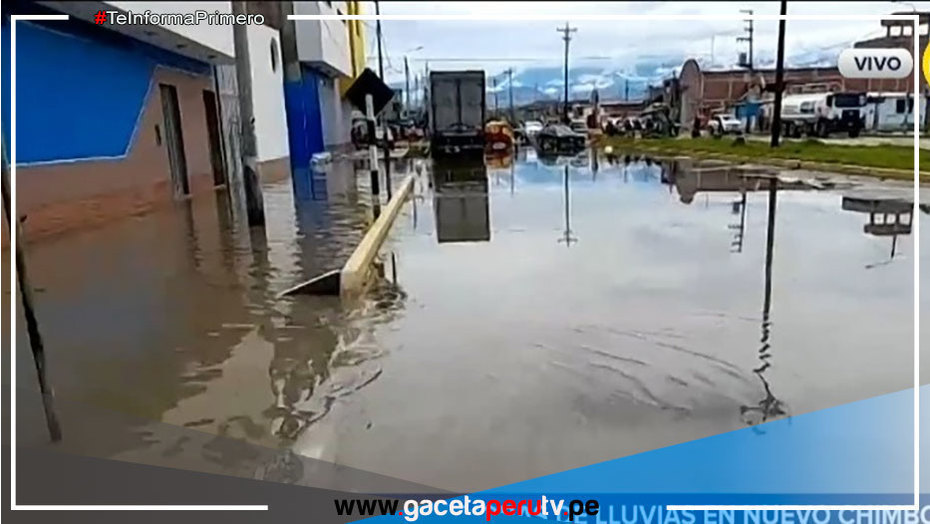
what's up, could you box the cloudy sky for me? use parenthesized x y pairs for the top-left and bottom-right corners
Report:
(366, 1), (929, 88)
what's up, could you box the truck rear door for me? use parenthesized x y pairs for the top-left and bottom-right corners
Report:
(432, 76), (460, 133)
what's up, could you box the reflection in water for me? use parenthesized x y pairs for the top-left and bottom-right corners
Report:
(730, 191), (748, 253)
(17, 149), (923, 491)
(739, 178), (788, 429)
(19, 159), (402, 467)
(841, 195), (914, 268)
(431, 157), (491, 243)
(590, 148), (599, 178)
(559, 165), (577, 247)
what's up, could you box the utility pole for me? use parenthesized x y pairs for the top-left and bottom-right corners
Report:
(374, 0), (391, 198)
(738, 9), (754, 70)
(404, 56), (410, 111)
(231, 1), (265, 226)
(492, 76), (499, 117)
(770, 1), (788, 147)
(557, 22), (577, 124)
(625, 78), (629, 101)
(1, 137), (62, 442)
(424, 62), (430, 117)
(375, 1), (384, 80)
(508, 68), (515, 124)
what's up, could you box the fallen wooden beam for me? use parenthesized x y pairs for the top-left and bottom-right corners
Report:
(278, 173), (415, 299)
(341, 174), (415, 297)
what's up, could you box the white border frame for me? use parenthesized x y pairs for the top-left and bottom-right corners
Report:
(4, 10), (920, 513)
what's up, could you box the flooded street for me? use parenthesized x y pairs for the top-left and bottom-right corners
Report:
(10, 150), (928, 493)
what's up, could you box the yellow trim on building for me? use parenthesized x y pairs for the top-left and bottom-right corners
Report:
(340, 0), (366, 96)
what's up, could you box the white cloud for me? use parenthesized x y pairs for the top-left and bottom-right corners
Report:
(376, 1), (927, 83)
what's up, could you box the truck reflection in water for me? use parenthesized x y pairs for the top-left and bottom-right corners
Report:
(431, 156), (491, 243)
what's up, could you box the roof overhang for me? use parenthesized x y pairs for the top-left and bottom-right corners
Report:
(38, 1), (235, 64)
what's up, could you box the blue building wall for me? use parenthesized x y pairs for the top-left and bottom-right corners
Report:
(2, 14), (211, 165)
(283, 65), (326, 176)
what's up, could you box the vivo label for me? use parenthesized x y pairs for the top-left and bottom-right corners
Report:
(838, 48), (913, 79)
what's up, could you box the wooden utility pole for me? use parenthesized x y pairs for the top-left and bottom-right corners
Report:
(508, 68), (515, 124)
(405, 56), (411, 110)
(770, 1), (788, 147)
(492, 76), (499, 117)
(557, 22), (577, 124)
(374, 0), (392, 199)
(1, 137), (61, 442)
(232, 1), (265, 226)
(375, 1), (384, 80)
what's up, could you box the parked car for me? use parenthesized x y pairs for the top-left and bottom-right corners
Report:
(524, 120), (544, 138)
(485, 119), (514, 151)
(708, 114), (743, 136)
(536, 124), (586, 154)
(622, 117), (643, 134)
(569, 119), (588, 134)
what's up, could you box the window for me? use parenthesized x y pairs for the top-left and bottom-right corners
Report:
(832, 93), (864, 108)
(270, 37), (279, 73)
(896, 98), (914, 114)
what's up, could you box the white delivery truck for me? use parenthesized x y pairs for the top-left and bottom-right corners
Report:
(429, 70), (486, 155)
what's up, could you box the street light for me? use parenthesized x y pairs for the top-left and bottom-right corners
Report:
(404, 46), (425, 110)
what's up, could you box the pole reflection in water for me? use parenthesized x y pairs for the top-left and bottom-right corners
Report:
(510, 154), (515, 196)
(729, 190), (748, 253)
(559, 165), (577, 246)
(740, 177), (789, 429)
(590, 148), (599, 180)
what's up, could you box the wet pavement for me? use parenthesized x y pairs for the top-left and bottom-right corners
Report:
(8, 148), (929, 493)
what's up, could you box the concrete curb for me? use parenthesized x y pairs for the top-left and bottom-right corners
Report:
(341, 174), (416, 297)
(598, 142), (929, 182)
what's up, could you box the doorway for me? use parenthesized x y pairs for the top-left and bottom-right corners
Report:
(159, 84), (190, 197)
(202, 89), (226, 187)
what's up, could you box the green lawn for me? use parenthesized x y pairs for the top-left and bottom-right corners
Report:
(598, 136), (927, 174)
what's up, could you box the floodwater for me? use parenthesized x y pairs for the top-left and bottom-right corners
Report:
(9, 149), (929, 493)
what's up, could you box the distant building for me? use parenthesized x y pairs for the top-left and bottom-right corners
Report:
(853, 11), (929, 91)
(599, 100), (649, 119)
(677, 13), (929, 130)
(679, 60), (848, 127)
